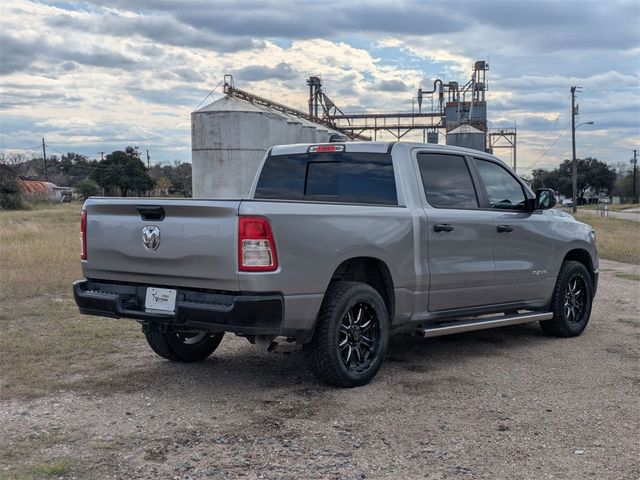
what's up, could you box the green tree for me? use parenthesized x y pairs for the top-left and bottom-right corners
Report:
(530, 168), (563, 192)
(171, 161), (192, 197)
(75, 178), (101, 200)
(555, 158), (617, 200)
(0, 164), (23, 210)
(155, 176), (172, 195)
(90, 147), (154, 197)
(148, 160), (192, 197)
(613, 167), (640, 201)
(527, 159), (616, 202)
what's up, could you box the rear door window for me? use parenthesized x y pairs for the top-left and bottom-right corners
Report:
(255, 152), (397, 205)
(417, 153), (478, 208)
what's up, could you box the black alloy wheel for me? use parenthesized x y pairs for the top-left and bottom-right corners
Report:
(338, 302), (380, 374)
(304, 281), (390, 387)
(540, 260), (593, 337)
(563, 274), (588, 324)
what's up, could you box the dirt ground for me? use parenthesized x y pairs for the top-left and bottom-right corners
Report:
(1, 259), (639, 480)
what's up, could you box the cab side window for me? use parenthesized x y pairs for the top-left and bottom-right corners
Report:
(474, 159), (526, 210)
(417, 153), (478, 208)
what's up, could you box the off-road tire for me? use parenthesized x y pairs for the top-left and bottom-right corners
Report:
(540, 261), (593, 337)
(304, 281), (390, 388)
(144, 330), (224, 362)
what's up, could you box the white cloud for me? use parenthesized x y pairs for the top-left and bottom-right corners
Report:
(0, 0), (638, 170)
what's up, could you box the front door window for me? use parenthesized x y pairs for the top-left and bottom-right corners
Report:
(474, 159), (527, 210)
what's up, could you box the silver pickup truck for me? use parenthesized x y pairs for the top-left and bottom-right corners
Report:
(73, 142), (598, 387)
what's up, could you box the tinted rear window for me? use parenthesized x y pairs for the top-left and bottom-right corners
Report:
(255, 152), (397, 205)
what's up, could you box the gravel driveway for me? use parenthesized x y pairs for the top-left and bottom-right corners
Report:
(1, 259), (638, 480)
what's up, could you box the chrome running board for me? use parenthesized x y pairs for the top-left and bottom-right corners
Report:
(417, 312), (553, 338)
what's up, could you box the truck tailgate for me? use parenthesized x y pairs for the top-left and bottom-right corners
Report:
(83, 198), (240, 291)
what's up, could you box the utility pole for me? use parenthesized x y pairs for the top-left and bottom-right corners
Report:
(632, 149), (638, 204)
(147, 150), (151, 197)
(98, 151), (105, 161)
(570, 86), (581, 213)
(513, 131), (517, 173)
(42, 138), (48, 181)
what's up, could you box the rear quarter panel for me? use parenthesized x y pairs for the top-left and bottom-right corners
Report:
(238, 200), (415, 330)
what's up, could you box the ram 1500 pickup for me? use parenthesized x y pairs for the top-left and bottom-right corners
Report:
(73, 142), (598, 387)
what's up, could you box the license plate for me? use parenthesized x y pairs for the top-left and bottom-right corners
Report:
(145, 287), (177, 313)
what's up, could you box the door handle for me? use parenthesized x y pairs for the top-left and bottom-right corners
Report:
(497, 225), (513, 233)
(434, 224), (454, 233)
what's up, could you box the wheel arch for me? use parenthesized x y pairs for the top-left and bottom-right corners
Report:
(327, 257), (395, 321)
(562, 248), (596, 286)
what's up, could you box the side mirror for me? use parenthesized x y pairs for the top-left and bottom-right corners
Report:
(535, 188), (556, 210)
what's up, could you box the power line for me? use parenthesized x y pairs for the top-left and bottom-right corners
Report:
(523, 119), (572, 172)
(44, 143), (67, 155)
(0, 144), (43, 152)
(541, 114), (562, 142)
(42, 138), (47, 181)
(193, 79), (224, 111)
(518, 90), (574, 173)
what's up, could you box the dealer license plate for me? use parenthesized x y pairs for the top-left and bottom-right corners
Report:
(145, 287), (177, 313)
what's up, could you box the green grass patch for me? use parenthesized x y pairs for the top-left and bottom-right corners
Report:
(31, 458), (74, 477)
(614, 272), (640, 282)
(0, 431), (78, 480)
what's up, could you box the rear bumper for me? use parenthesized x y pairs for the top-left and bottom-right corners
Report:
(72, 279), (308, 339)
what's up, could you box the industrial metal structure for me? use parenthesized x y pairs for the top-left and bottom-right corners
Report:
(191, 61), (516, 198)
(322, 60), (490, 150)
(221, 61), (493, 149)
(488, 128), (517, 171)
(306, 75), (346, 120)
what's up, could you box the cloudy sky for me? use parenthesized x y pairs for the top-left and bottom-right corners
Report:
(1, 0), (639, 173)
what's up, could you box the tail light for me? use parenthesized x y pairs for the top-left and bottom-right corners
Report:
(80, 210), (87, 260)
(238, 216), (278, 272)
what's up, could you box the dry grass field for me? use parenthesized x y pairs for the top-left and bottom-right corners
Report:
(0, 203), (638, 480)
(0, 203), (140, 399)
(581, 203), (640, 212)
(574, 212), (640, 264)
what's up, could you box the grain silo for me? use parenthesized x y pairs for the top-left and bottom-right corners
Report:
(191, 94), (342, 198)
(446, 124), (486, 152)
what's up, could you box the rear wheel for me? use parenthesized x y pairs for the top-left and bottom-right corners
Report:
(540, 261), (593, 337)
(144, 330), (224, 362)
(304, 281), (390, 387)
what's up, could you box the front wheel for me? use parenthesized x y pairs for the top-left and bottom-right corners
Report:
(144, 330), (224, 362)
(540, 261), (593, 337)
(304, 281), (390, 387)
